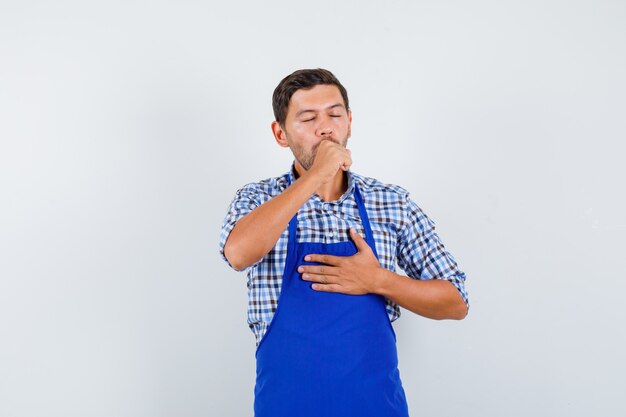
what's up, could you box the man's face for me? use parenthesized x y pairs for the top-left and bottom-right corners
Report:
(273, 84), (352, 171)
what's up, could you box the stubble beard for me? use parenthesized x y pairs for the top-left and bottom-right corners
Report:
(288, 136), (350, 171)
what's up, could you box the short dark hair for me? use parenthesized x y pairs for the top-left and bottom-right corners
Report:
(272, 68), (350, 126)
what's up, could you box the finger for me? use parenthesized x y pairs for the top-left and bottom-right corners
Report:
(341, 155), (351, 171)
(304, 253), (344, 266)
(311, 283), (343, 292)
(349, 227), (370, 252)
(302, 272), (334, 284)
(299, 264), (337, 276)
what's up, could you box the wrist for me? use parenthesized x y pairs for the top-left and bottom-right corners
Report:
(299, 168), (324, 191)
(371, 267), (394, 296)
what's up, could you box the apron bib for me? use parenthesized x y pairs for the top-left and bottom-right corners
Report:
(254, 177), (409, 417)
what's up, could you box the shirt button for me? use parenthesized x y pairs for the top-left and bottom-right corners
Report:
(327, 232), (334, 238)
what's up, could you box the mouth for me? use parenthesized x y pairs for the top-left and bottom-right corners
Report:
(323, 138), (341, 145)
(313, 138), (338, 152)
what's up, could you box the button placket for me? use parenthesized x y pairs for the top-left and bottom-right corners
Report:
(327, 203), (337, 242)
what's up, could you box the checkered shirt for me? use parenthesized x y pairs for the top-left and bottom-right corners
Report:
(219, 163), (469, 346)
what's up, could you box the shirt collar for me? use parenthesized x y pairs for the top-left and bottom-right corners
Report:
(286, 161), (355, 204)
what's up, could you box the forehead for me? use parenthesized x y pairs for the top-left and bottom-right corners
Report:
(287, 84), (345, 115)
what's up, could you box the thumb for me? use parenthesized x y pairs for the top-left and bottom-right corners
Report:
(349, 227), (370, 252)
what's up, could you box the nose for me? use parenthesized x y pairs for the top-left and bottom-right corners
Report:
(318, 126), (333, 136)
(316, 116), (334, 137)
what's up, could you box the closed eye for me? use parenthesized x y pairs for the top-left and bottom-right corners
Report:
(301, 115), (341, 122)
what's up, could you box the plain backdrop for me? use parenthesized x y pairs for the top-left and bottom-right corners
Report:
(1, 1), (625, 416)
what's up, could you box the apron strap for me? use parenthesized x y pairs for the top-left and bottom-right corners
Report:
(354, 183), (380, 260)
(287, 211), (298, 258)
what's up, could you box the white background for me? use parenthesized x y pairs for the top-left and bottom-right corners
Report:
(1, 1), (625, 416)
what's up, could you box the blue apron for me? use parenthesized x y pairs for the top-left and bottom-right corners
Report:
(254, 176), (410, 417)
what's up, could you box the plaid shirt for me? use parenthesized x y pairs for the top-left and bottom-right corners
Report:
(219, 162), (469, 346)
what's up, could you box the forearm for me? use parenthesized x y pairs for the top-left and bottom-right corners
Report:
(224, 172), (322, 271)
(374, 269), (468, 320)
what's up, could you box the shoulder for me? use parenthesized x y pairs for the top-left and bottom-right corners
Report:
(350, 171), (410, 205)
(234, 171), (289, 203)
(352, 172), (435, 234)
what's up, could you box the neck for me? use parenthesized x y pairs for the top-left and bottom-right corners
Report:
(293, 162), (348, 202)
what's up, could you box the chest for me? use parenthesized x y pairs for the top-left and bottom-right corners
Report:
(292, 200), (400, 271)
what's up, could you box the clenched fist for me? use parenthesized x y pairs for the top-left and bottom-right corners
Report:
(307, 140), (352, 185)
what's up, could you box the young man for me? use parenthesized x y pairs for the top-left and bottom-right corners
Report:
(219, 68), (468, 417)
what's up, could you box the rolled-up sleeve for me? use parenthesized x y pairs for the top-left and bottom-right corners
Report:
(395, 195), (469, 309)
(218, 184), (261, 271)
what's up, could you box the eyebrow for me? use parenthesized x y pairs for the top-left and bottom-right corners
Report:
(295, 103), (345, 118)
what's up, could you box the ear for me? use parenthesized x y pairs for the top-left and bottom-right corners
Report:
(347, 110), (353, 138)
(272, 121), (290, 148)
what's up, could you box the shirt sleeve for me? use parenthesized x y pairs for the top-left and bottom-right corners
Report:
(395, 195), (469, 309)
(218, 183), (262, 272)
